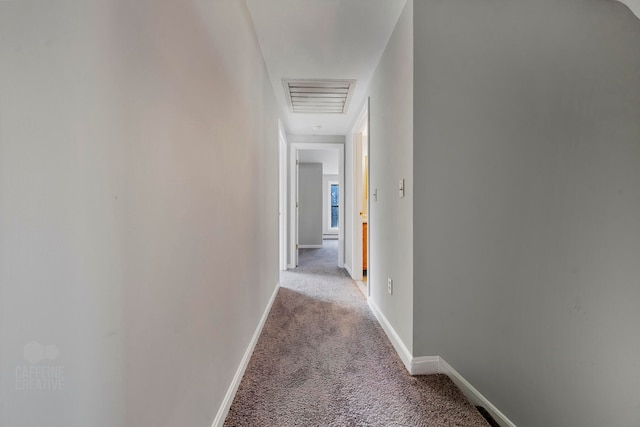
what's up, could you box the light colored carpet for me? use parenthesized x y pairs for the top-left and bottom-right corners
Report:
(225, 240), (489, 426)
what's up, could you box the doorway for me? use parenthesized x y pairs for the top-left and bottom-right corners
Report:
(349, 102), (369, 296)
(289, 139), (345, 269)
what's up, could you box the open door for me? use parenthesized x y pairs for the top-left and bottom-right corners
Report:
(295, 149), (300, 266)
(365, 99), (370, 297)
(359, 130), (369, 285)
(279, 124), (288, 271)
(348, 100), (370, 296)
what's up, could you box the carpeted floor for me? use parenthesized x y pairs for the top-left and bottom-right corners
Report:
(225, 240), (489, 426)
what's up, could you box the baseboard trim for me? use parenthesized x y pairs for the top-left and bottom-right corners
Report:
(354, 280), (367, 298)
(367, 298), (413, 373)
(410, 356), (440, 375)
(437, 358), (516, 427)
(344, 263), (353, 278)
(366, 300), (516, 427)
(299, 244), (323, 249)
(211, 282), (280, 427)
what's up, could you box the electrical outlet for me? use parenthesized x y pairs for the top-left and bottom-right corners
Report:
(387, 278), (393, 295)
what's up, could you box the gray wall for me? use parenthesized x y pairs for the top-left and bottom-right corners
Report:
(369, 0), (414, 352)
(413, 1), (640, 426)
(0, 1), (279, 426)
(299, 163), (323, 246)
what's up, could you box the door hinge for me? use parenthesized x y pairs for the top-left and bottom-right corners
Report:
(296, 244), (299, 250)
(296, 202), (299, 208)
(296, 160), (299, 165)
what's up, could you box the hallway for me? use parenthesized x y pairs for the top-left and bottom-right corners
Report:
(2, 1), (640, 425)
(224, 241), (489, 426)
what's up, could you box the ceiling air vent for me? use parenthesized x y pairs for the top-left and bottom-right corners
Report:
(283, 79), (356, 114)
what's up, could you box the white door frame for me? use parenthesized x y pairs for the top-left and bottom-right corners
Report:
(349, 102), (369, 284)
(278, 123), (288, 271)
(289, 141), (345, 268)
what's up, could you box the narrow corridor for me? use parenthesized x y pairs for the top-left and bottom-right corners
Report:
(225, 241), (489, 426)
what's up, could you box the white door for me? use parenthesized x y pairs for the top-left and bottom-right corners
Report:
(295, 149), (300, 266)
(279, 132), (287, 271)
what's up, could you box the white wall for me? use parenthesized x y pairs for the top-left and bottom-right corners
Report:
(298, 163), (323, 247)
(323, 175), (340, 235)
(413, 1), (640, 426)
(367, 0), (414, 352)
(299, 150), (339, 175)
(0, 1), (279, 426)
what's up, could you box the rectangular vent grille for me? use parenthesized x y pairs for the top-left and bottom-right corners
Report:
(283, 79), (356, 114)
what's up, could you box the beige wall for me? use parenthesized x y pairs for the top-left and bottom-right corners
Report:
(0, 1), (279, 425)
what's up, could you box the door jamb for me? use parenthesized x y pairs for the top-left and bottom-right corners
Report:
(349, 103), (369, 283)
(278, 123), (288, 271)
(289, 141), (345, 268)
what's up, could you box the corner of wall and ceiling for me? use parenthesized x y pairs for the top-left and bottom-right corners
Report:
(616, 0), (640, 19)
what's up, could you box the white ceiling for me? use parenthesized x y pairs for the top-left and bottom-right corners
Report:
(245, 0), (407, 136)
(298, 149), (340, 175)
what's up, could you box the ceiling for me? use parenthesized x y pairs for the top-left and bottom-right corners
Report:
(245, 0), (407, 136)
(617, 0), (640, 18)
(298, 149), (340, 175)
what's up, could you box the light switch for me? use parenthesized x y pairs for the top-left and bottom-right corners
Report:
(399, 179), (405, 198)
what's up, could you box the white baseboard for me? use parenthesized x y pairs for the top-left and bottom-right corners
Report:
(438, 358), (516, 427)
(410, 356), (440, 375)
(367, 298), (516, 427)
(299, 244), (323, 249)
(354, 280), (367, 298)
(211, 282), (280, 427)
(367, 298), (413, 373)
(344, 263), (353, 278)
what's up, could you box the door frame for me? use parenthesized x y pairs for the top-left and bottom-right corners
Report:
(349, 102), (369, 286)
(289, 141), (345, 268)
(278, 122), (288, 271)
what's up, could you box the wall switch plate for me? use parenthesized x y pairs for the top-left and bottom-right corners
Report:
(387, 278), (393, 295)
(399, 179), (405, 198)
